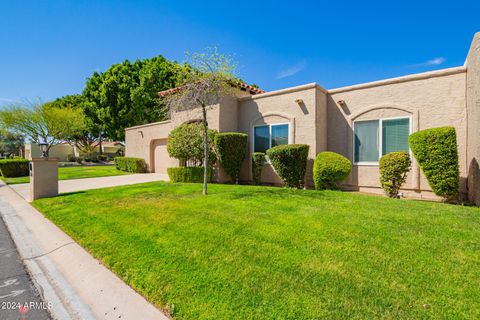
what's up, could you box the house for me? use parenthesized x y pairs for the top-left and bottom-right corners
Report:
(125, 33), (480, 204)
(25, 141), (124, 161)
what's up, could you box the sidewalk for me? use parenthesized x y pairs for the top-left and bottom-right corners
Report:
(0, 181), (169, 320)
(10, 173), (169, 201)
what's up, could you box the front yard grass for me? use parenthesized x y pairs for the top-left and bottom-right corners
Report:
(33, 182), (480, 319)
(1, 165), (130, 184)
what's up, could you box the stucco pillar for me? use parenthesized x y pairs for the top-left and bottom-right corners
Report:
(30, 158), (59, 201)
(466, 33), (480, 205)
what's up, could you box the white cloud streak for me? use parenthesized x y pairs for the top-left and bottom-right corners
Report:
(411, 57), (446, 67)
(276, 60), (307, 79)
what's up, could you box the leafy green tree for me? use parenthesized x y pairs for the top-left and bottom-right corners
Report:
(47, 94), (103, 154)
(82, 56), (187, 141)
(0, 103), (84, 156)
(0, 130), (24, 157)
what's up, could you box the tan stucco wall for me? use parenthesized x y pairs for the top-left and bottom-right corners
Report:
(328, 68), (467, 199)
(25, 144), (74, 162)
(237, 84), (327, 185)
(466, 32), (480, 205)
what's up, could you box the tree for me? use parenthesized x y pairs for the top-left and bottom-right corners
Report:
(0, 102), (85, 156)
(47, 95), (103, 155)
(82, 56), (187, 141)
(163, 48), (237, 195)
(0, 130), (24, 157)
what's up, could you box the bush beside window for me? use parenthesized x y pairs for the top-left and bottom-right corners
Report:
(408, 126), (459, 199)
(0, 159), (29, 177)
(251, 152), (266, 185)
(266, 144), (309, 188)
(214, 132), (248, 183)
(313, 152), (352, 190)
(379, 152), (411, 198)
(114, 157), (147, 173)
(167, 167), (212, 183)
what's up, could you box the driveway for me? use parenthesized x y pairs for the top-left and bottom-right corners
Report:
(10, 173), (169, 201)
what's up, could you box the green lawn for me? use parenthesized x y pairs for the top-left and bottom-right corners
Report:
(33, 183), (480, 319)
(1, 165), (130, 184)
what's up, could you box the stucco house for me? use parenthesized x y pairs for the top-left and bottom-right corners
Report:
(125, 33), (480, 204)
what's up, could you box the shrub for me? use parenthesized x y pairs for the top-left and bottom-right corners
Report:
(98, 155), (108, 162)
(75, 156), (83, 164)
(266, 144), (309, 188)
(114, 157), (147, 173)
(66, 154), (76, 162)
(167, 123), (217, 166)
(379, 152), (411, 198)
(167, 167), (212, 183)
(313, 152), (352, 190)
(0, 158), (29, 177)
(214, 132), (248, 183)
(252, 152), (266, 185)
(409, 127), (460, 199)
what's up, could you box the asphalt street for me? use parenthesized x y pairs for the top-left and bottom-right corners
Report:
(0, 215), (51, 320)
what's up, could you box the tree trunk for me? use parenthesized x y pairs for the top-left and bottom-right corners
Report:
(99, 133), (103, 155)
(202, 104), (208, 195)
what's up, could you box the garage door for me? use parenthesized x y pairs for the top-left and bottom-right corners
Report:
(151, 139), (175, 174)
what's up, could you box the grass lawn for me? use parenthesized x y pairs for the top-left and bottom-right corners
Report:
(33, 183), (480, 319)
(1, 165), (130, 184)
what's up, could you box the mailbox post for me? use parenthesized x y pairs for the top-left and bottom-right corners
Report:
(30, 157), (59, 201)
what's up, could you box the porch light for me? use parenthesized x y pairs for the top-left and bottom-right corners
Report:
(39, 143), (48, 158)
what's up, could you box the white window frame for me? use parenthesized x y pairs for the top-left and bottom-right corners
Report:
(253, 122), (291, 153)
(353, 116), (412, 166)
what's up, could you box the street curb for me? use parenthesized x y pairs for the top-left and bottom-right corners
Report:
(0, 189), (95, 320)
(0, 181), (169, 320)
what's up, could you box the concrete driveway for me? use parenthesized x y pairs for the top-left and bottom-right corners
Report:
(10, 173), (169, 202)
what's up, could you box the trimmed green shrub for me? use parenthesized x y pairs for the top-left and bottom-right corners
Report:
(409, 126), (459, 199)
(252, 152), (266, 185)
(167, 167), (212, 183)
(114, 157), (147, 173)
(313, 152), (352, 190)
(0, 158), (29, 177)
(266, 144), (309, 188)
(167, 123), (217, 166)
(214, 132), (248, 183)
(379, 152), (411, 198)
(66, 154), (76, 162)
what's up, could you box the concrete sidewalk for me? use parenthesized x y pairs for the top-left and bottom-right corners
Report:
(0, 181), (169, 320)
(10, 173), (169, 202)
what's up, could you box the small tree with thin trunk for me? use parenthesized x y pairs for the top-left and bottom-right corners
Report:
(162, 48), (237, 195)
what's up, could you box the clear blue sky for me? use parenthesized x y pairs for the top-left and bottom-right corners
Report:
(1, 0), (479, 106)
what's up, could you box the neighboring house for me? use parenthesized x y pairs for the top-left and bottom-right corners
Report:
(25, 142), (73, 161)
(125, 33), (480, 204)
(25, 141), (124, 161)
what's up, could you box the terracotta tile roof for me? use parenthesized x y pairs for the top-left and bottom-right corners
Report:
(158, 82), (265, 97)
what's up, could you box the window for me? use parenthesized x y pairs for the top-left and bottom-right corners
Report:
(354, 117), (410, 164)
(254, 123), (289, 152)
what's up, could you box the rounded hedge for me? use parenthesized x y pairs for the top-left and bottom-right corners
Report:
(214, 132), (248, 183)
(114, 157), (147, 173)
(167, 167), (212, 183)
(167, 123), (217, 166)
(379, 151), (411, 198)
(313, 152), (351, 190)
(0, 158), (29, 177)
(408, 126), (459, 199)
(251, 152), (266, 185)
(266, 144), (309, 188)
